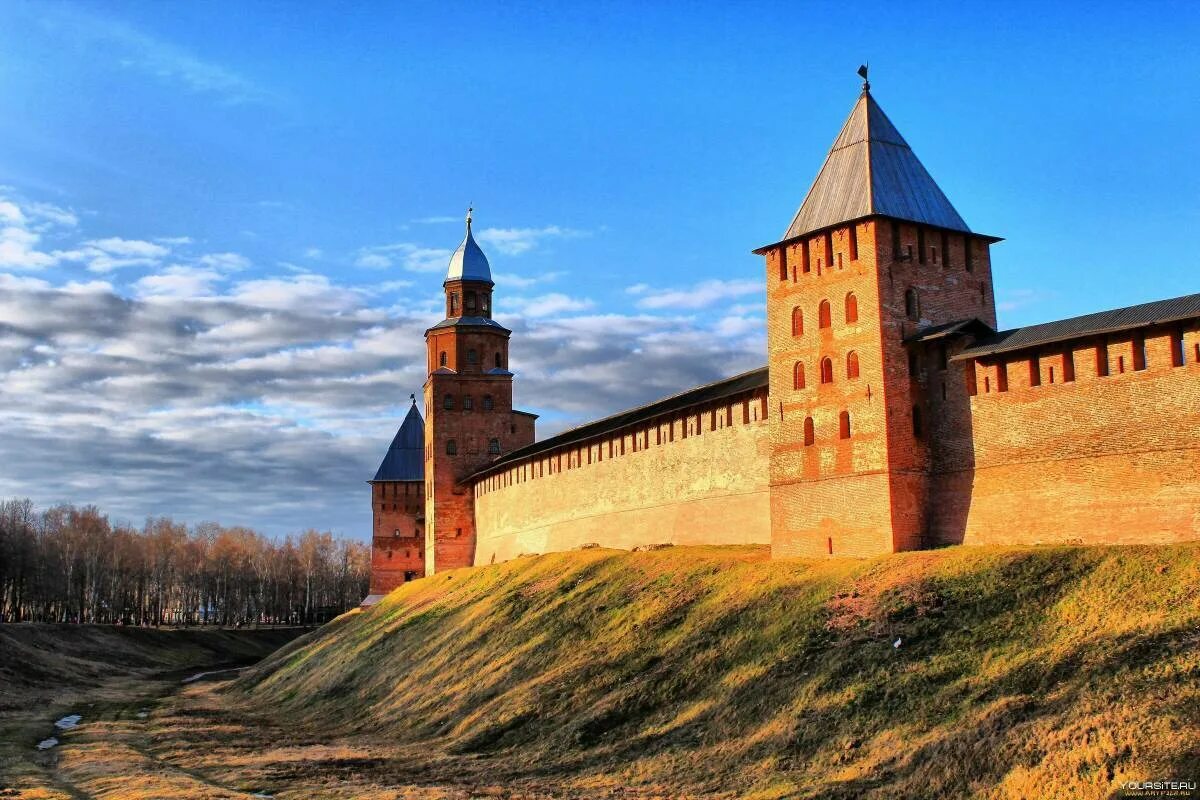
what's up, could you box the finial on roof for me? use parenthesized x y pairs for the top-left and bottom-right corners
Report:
(857, 63), (870, 93)
(410, 393), (416, 405)
(466, 205), (473, 230)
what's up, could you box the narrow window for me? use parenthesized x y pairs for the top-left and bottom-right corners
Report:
(1133, 334), (1147, 371)
(465, 292), (477, 313)
(827, 537), (833, 555)
(965, 362), (978, 396)
(481, 294), (490, 314)
(891, 220), (902, 260)
(778, 246), (788, 281)
(443, 394), (454, 410)
(793, 361), (805, 390)
(905, 288), (919, 321)
(450, 293), (459, 315)
(1096, 344), (1110, 377)
(1194, 342), (1200, 363)
(818, 300), (832, 329)
(1048, 366), (1056, 384)
(964, 235), (974, 272)
(463, 395), (474, 411)
(846, 351), (860, 379)
(997, 362), (1009, 392)
(848, 225), (859, 260)
(1029, 357), (1041, 387)
(483, 395), (494, 411)
(917, 227), (927, 265)
(938, 343), (948, 370)
(940, 230), (950, 268)
(845, 292), (858, 323)
(467, 348), (478, 364)
(1063, 350), (1076, 382)
(1118, 355), (1126, 374)
(495, 352), (503, 369)
(908, 351), (918, 378)
(1171, 329), (1186, 367)
(984, 375), (991, 393)
(801, 240), (811, 273)
(820, 357), (834, 384)
(439, 351), (447, 368)
(931, 246), (938, 265)
(837, 252), (843, 269)
(824, 232), (834, 269)
(446, 439), (457, 455)
(803, 416), (815, 446)
(980, 282), (988, 303)
(839, 410), (851, 439)
(791, 307), (804, 336)
(912, 405), (923, 438)
(488, 438), (500, 455)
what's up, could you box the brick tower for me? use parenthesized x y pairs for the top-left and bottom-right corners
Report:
(366, 398), (425, 600)
(755, 72), (1000, 558)
(423, 209), (536, 574)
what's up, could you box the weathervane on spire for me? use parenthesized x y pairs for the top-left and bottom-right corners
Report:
(858, 63), (870, 93)
(410, 393), (416, 405)
(466, 205), (473, 231)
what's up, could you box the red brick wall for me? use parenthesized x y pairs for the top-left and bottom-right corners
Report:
(471, 388), (771, 564)
(930, 323), (1200, 545)
(764, 218), (998, 558)
(369, 480), (424, 595)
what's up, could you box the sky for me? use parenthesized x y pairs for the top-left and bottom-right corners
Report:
(0, 0), (1198, 539)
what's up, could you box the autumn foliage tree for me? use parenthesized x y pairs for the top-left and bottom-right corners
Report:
(0, 498), (369, 625)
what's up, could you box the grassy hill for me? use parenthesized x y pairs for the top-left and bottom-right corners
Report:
(235, 544), (1200, 799)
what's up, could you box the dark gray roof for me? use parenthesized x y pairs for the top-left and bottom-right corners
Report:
(427, 316), (510, 332)
(956, 292), (1200, 360)
(372, 403), (424, 482)
(903, 318), (993, 344)
(776, 88), (972, 243)
(470, 366), (769, 480)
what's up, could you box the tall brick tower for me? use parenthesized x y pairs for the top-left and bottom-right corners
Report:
(754, 72), (1000, 558)
(366, 398), (425, 600)
(423, 209), (537, 574)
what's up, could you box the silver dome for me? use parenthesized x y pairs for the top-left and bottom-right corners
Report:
(445, 208), (492, 284)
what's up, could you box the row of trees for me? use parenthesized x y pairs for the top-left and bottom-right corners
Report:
(0, 498), (370, 625)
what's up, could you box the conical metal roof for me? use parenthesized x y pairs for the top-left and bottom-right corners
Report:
(445, 208), (492, 284)
(782, 87), (970, 240)
(372, 401), (424, 481)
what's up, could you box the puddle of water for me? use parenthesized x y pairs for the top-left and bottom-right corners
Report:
(36, 737), (59, 750)
(251, 794), (273, 799)
(55, 714), (82, 730)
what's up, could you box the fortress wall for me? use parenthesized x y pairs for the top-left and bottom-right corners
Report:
(930, 323), (1200, 546)
(369, 480), (425, 595)
(471, 391), (771, 565)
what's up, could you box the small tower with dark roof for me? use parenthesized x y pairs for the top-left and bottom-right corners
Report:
(366, 398), (426, 600)
(754, 72), (1001, 559)
(423, 210), (537, 575)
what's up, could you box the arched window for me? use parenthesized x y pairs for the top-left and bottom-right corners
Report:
(818, 299), (832, 329)
(482, 395), (494, 411)
(845, 292), (858, 323)
(481, 293), (490, 314)
(443, 394), (454, 410)
(439, 351), (447, 368)
(446, 439), (457, 455)
(449, 293), (459, 315)
(488, 438), (501, 455)
(467, 349), (478, 365)
(839, 411), (851, 439)
(820, 357), (834, 384)
(905, 288), (919, 321)
(463, 396), (474, 411)
(803, 416), (815, 446)
(494, 352), (502, 369)
(846, 351), (860, 379)
(793, 361), (805, 390)
(791, 307), (804, 336)
(465, 292), (477, 313)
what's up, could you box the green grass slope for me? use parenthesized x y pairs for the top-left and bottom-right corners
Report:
(235, 545), (1200, 799)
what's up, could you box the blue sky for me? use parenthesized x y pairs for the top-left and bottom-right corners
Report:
(0, 1), (1197, 538)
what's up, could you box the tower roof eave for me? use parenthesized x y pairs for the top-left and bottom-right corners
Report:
(751, 214), (1003, 255)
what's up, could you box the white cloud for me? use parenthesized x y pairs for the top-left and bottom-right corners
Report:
(634, 279), (762, 310)
(133, 266), (222, 299)
(197, 252), (251, 272)
(476, 225), (588, 256)
(356, 243), (453, 273)
(507, 293), (595, 318)
(494, 270), (564, 288)
(411, 216), (459, 225)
